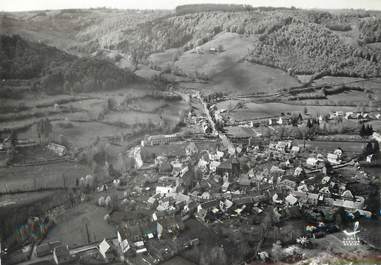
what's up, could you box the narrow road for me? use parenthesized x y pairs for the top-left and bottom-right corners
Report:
(197, 92), (235, 155)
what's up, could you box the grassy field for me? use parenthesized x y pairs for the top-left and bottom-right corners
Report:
(135, 65), (161, 80)
(151, 32), (300, 97)
(207, 61), (300, 96)
(294, 76), (381, 107)
(148, 32), (255, 79)
(312, 76), (381, 90)
(149, 48), (181, 70)
(295, 139), (364, 157)
(0, 161), (90, 192)
(216, 101), (356, 121)
(177, 33), (254, 76)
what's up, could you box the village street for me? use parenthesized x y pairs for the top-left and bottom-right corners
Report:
(197, 92), (236, 155)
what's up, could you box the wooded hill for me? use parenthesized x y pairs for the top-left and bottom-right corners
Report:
(0, 35), (142, 94)
(2, 8), (381, 78)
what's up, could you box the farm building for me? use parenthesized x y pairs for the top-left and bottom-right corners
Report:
(47, 143), (66, 157)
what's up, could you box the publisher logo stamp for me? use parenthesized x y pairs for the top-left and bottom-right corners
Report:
(342, 221), (360, 247)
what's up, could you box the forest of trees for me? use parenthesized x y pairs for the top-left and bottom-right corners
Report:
(359, 18), (381, 43)
(111, 9), (381, 78)
(0, 35), (141, 94)
(249, 19), (381, 77)
(0, 35), (73, 79)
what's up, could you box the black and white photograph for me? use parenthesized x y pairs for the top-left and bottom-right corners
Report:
(0, 0), (381, 264)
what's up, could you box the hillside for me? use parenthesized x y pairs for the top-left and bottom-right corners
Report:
(141, 9), (381, 78)
(0, 9), (170, 54)
(2, 8), (381, 79)
(0, 34), (73, 79)
(0, 35), (142, 96)
(249, 18), (380, 77)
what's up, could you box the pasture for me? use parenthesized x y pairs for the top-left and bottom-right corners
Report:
(206, 61), (300, 96)
(295, 139), (364, 158)
(216, 101), (356, 122)
(175, 32), (254, 77)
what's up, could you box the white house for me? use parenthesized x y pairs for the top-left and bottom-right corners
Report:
(327, 153), (341, 165)
(372, 132), (381, 144)
(294, 167), (304, 177)
(285, 194), (298, 205)
(334, 149), (343, 158)
(306, 157), (318, 167)
(366, 154), (376, 163)
(156, 186), (175, 195)
(345, 112), (354, 120)
(291, 146), (300, 153)
(277, 117), (283, 125)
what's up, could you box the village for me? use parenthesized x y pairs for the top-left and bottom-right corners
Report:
(1, 88), (380, 265)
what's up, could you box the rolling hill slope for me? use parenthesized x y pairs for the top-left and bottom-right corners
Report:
(2, 7), (381, 79)
(0, 34), (144, 96)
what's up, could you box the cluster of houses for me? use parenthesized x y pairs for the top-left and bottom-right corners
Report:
(336, 111), (381, 121)
(306, 148), (343, 167)
(10, 100), (378, 265)
(118, 211), (184, 254)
